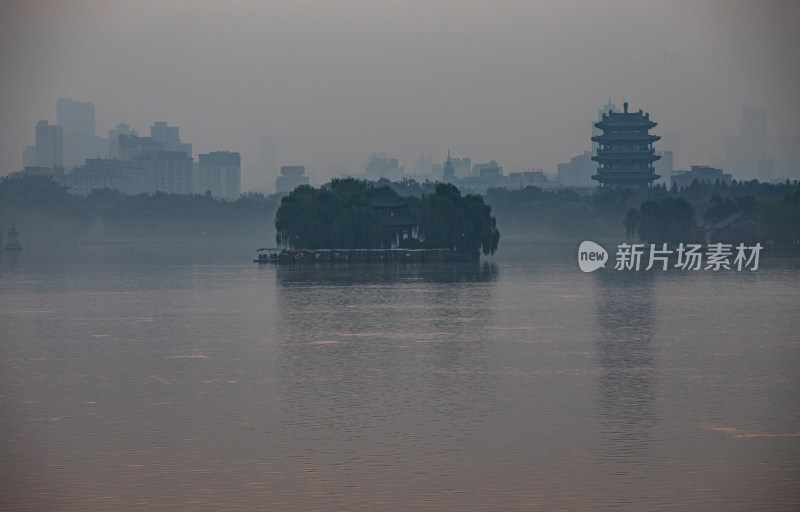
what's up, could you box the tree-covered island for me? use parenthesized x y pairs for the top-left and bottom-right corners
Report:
(274, 178), (500, 259)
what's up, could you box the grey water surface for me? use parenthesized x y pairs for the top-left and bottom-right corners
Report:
(1, 241), (798, 511)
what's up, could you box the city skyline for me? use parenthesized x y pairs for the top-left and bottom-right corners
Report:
(2, 1), (799, 189)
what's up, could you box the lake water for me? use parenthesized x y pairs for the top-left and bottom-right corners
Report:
(1, 241), (799, 511)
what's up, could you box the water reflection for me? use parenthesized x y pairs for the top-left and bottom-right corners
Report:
(270, 263), (499, 498)
(274, 261), (498, 286)
(593, 270), (657, 469)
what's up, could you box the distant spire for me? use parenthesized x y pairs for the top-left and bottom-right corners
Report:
(443, 149), (454, 180)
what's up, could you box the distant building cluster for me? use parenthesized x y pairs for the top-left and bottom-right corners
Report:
(557, 151), (595, 188)
(365, 155), (404, 182)
(353, 151), (558, 195)
(723, 107), (800, 182)
(671, 165), (732, 189)
(555, 101), (800, 191)
(14, 98), (241, 200)
(10, 97), (800, 200)
(664, 107), (798, 189)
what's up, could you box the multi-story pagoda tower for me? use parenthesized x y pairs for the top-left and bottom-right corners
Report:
(591, 102), (661, 187)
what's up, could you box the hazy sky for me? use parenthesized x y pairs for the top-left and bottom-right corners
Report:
(2, 0), (799, 188)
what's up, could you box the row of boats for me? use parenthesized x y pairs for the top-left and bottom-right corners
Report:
(254, 247), (456, 264)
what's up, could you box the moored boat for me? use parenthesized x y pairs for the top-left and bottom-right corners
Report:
(255, 247), (456, 264)
(253, 248), (281, 263)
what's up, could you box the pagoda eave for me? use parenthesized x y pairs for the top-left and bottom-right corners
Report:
(591, 134), (660, 144)
(594, 121), (657, 131)
(591, 174), (661, 187)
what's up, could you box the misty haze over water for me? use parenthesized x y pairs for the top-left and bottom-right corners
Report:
(2, 2), (800, 510)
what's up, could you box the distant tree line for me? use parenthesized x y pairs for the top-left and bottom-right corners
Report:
(0, 175), (281, 240)
(486, 178), (800, 246)
(2, 174), (797, 248)
(484, 185), (653, 239)
(275, 178), (500, 258)
(625, 180), (800, 244)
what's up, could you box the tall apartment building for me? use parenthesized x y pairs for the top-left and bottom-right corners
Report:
(64, 158), (145, 196)
(133, 151), (194, 195)
(197, 151), (241, 200)
(57, 98), (104, 165)
(365, 155), (404, 181)
(150, 122), (192, 157)
(724, 108), (767, 180)
(35, 120), (63, 167)
(108, 123), (138, 159)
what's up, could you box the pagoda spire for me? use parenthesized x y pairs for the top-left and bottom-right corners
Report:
(591, 102), (661, 187)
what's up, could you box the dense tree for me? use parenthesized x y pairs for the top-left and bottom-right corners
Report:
(623, 208), (639, 240)
(703, 195), (740, 226)
(637, 196), (697, 243)
(758, 196), (800, 245)
(415, 183), (500, 257)
(274, 180), (500, 257)
(275, 181), (387, 249)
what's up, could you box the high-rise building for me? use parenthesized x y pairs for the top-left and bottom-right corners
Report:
(365, 154), (404, 181)
(592, 100), (617, 155)
(660, 130), (679, 170)
(670, 165), (732, 189)
(133, 151), (194, 195)
(557, 151), (595, 187)
(473, 160), (502, 177)
(275, 166), (309, 193)
(22, 146), (36, 167)
(108, 123), (138, 159)
(413, 153), (434, 175)
(254, 136), (279, 192)
(150, 122), (192, 157)
(742, 108), (767, 151)
(724, 108), (767, 180)
(64, 158), (145, 196)
(774, 135), (800, 179)
(654, 150), (674, 185)
(35, 120), (63, 167)
(591, 102), (661, 187)
(442, 151), (455, 181)
(118, 134), (165, 161)
(197, 151), (241, 200)
(57, 98), (104, 165)
(428, 152), (469, 178)
(57, 98), (94, 137)
(451, 156), (471, 178)
(757, 158), (774, 182)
